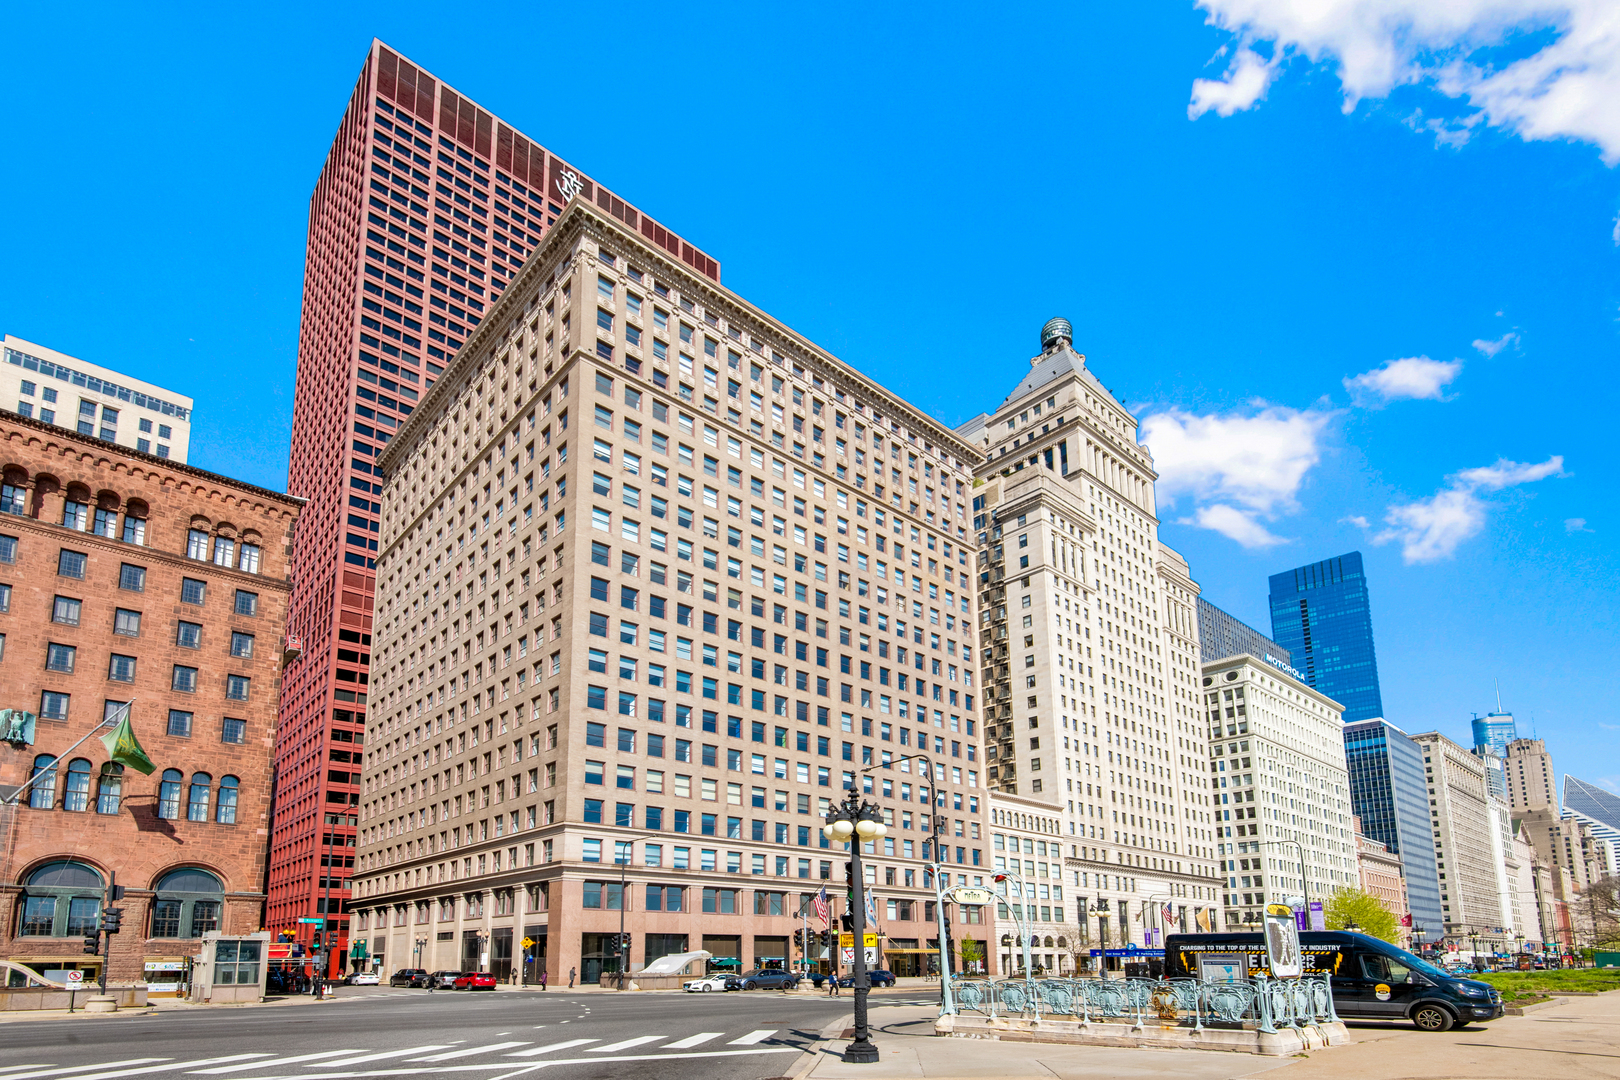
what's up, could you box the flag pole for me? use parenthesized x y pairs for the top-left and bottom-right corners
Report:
(2, 701), (135, 806)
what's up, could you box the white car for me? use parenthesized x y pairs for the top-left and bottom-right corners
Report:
(346, 971), (381, 985)
(683, 974), (734, 992)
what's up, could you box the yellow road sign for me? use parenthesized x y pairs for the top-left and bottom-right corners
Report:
(521, 937), (535, 948)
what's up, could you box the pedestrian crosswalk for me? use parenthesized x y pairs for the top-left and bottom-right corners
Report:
(0, 1028), (809, 1079)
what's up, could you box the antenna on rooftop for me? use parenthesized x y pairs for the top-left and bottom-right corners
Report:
(1494, 679), (1503, 714)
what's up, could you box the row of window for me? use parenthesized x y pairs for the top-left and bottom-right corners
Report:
(15, 862), (224, 939)
(26, 757), (240, 822)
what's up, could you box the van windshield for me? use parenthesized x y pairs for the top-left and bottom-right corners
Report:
(1379, 944), (1451, 980)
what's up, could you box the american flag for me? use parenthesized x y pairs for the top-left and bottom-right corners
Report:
(1163, 903), (1175, 925)
(814, 886), (830, 925)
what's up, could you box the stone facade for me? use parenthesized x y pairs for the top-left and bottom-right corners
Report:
(0, 411), (298, 984)
(1352, 817), (1409, 946)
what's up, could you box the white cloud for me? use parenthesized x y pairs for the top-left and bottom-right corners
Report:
(1472, 331), (1520, 357)
(1376, 454), (1566, 562)
(1344, 355), (1462, 403)
(1142, 403), (1333, 548)
(1342, 514), (1371, 528)
(1613, 212), (1620, 246)
(1190, 1), (1620, 164)
(1189, 46), (1278, 118)
(1565, 517), (1594, 532)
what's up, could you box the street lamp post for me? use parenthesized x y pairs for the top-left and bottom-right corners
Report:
(1086, 900), (1112, 980)
(823, 786), (887, 1064)
(414, 937), (426, 969)
(1261, 838), (1312, 918)
(612, 833), (661, 990)
(992, 870), (1034, 980)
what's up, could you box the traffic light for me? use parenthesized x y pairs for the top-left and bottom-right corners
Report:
(793, 929), (803, 949)
(100, 909), (122, 934)
(840, 913), (853, 931)
(844, 861), (856, 883)
(83, 933), (101, 955)
(621, 933), (632, 950)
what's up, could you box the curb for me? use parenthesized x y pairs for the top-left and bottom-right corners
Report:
(785, 1011), (856, 1080)
(0, 1006), (158, 1023)
(1505, 995), (1567, 1015)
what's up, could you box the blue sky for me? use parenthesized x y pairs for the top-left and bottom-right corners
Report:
(2, 3), (1616, 793)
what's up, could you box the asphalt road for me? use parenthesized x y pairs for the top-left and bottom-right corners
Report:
(0, 987), (938, 1080)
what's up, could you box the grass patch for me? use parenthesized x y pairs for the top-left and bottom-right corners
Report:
(1478, 969), (1620, 1002)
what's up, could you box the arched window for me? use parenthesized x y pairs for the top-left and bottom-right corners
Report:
(17, 861), (102, 937)
(216, 776), (239, 825)
(151, 868), (224, 938)
(96, 763), (124, 814)
(28, 755), (57, 809)
(186, 773), (212, 822)
(157, 769), (183, 819)
(62, 759), (92, 812)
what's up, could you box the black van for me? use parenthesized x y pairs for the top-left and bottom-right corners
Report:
(1164, 931), (1503, 1032)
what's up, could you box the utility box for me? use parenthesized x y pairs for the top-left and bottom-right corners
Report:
(189, 932), (270, 1005)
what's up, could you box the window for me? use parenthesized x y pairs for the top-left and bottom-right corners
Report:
(187, 772), (212, 821)
(181, 578), (206, 605)
(230, 632), (254, 659)
(167, 710), (193, 738)
(0, 583), (8, 613)
(39, 691), (69, 721)
(96, 763), (123, 814)
(238, 544), (261, 574)
(62, 501), (88, 531)
(221, 718), (247, 744)
(0, 535), (13, 564)
(122, 513), (146, 545)
(0, 486), (25, 515)
(62, 759), (92, 812)
(17, 862), (103, 937)
(57, 550), (86, 578)
(216, 776), (239, 823)
(119, 564), (146, 591)
(27, 754), (58, 809)
(158, 768), (184, 818)
(149, 868), (224, 937)
(107, 654), (136, 682)
(46, 642), (76, 673)
(176, 622), (201, 648)
(114, 608), (142, 637)
(187, 529), (209, 560)
(226, 675), (251, 701)
(52, 596), (81, 625)
(234, 591), (258, 616)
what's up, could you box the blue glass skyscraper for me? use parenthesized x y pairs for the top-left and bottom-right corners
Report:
(1268, 551), (1385, 723)
(1343, 718), (1443, 942)
(1471, 713), (1517, 756)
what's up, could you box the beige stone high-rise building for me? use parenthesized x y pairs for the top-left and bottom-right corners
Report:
(1410, 731), (1507, 953)
(347, 197), (993, 984)
(1503, 737), (1556, 811)
(957, 320), (1221, 958)
(1200, 654), (1354, 926)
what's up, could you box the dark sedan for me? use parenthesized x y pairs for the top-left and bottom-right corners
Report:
(739, 968), (799, 990)
(836, 969), (896, 988)
(389, 968), (430, 988)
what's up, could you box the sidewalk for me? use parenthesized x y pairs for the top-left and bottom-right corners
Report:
(793, 991), (1620, 1080)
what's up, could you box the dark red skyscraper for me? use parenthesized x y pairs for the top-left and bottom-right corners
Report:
(272, 39), (716, 969)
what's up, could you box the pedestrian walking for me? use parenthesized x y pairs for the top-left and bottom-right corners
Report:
(427, 972), (434, 993)
(568, 966), (576, 989)
(828, 973), (840, 996)
(539, 968), (548, 991)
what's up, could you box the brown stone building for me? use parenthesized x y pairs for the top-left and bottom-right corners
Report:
(0, 411), (299, 986)
(1352, 815), (1410, 946)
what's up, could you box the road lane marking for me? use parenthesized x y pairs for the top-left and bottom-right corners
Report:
(661, 1032), (725, 1049)
(504, 1040), (597, 1057)
(191, 1052), (364, 1074)
(308, 1047), (452, 1068)
(727, 1029), (777, 1045)
(30, 1058), (272, 1080)
(0, 1063), (171, 1080)
(246, 1046), (807, 1079)
(408, 1044), (531, 1063)
(585, 1036), (664, 1054)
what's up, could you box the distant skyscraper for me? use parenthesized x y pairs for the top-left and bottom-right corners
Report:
(1267, 551), (1384, 723)
(1471, 712), (1517, 756)
(1342, 718), (1443, 942)
(1196, 596), (1291, 667)
(1563, 776), (1620, 875)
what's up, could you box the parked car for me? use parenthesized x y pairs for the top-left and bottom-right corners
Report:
(346, 971), (380, 985)
(836, 969), (896, 988)
(1164, 931), (1503, 1032)
(429, 970), (463, 989)
(389, 968), (431, 988)
(453, 971), (498, 990)
(739, 968), (799, 990)
(683, 974), (737, 992)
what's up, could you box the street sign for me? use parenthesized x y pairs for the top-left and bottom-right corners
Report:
(838, 933), (878, 947)
(521, 937), (535, 949)
(298, 918), (325, 925)
(949, 887), (994, 905)
(66, 970), (84, 984)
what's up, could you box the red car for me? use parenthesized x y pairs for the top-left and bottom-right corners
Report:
(452, 971), (497, 991)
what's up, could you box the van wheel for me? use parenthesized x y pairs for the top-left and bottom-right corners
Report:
(1412, 1004), (1454, 1032)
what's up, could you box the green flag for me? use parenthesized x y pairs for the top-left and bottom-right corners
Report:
(100, 712), (155, 775)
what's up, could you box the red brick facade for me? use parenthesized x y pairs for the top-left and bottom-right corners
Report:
(0, 412), (298, 984)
